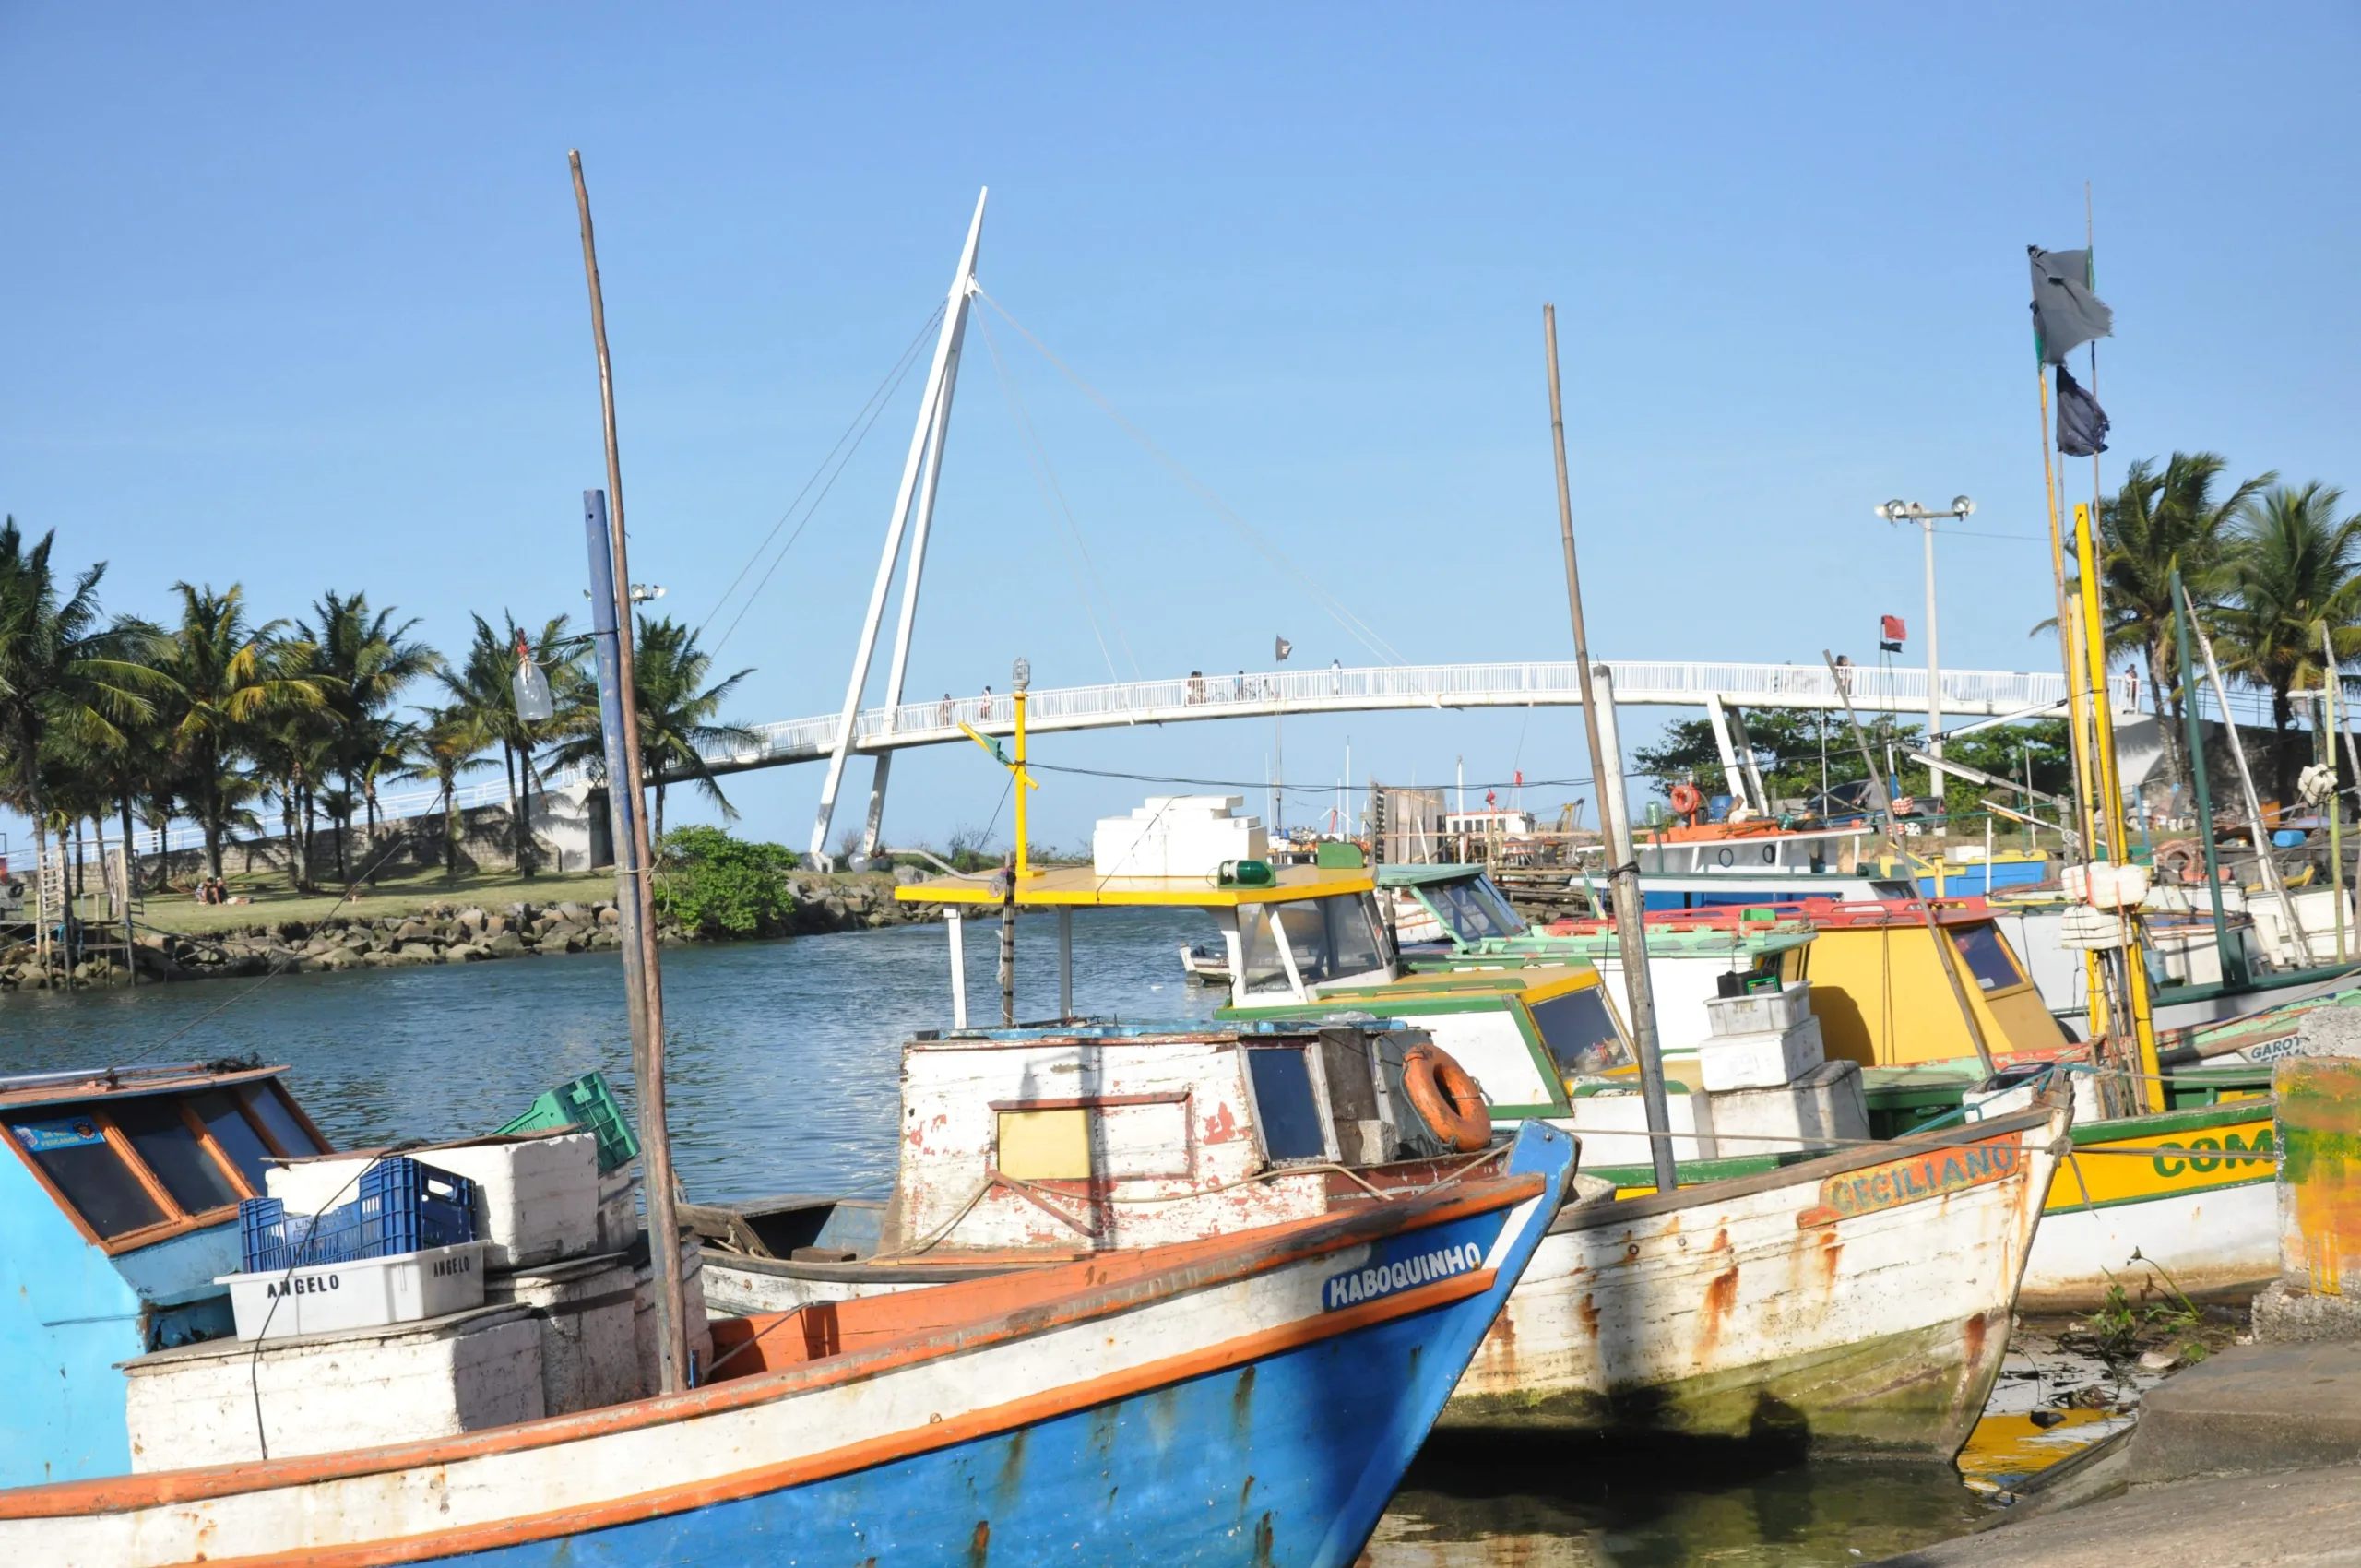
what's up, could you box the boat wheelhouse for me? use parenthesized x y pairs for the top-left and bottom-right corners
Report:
(0, 1062), (333, 1486)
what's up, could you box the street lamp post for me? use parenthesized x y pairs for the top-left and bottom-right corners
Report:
(1876, 496), (1975, 808)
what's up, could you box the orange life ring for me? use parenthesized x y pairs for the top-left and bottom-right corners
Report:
(1402, 1044), (1492, 1153)
(1669, 782), (1705, 821)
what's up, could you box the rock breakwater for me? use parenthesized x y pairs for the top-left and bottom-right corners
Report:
(0, 874), (935, 991)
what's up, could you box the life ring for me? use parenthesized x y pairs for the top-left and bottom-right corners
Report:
(1403, 1044), (1491, 1152)
(1669, 782), (1704, 821)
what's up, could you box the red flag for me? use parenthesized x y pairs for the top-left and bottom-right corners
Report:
(1880, 615), (1907, 643)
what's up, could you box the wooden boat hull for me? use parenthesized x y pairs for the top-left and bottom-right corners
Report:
(0, 1130), (1572, 1568)
(2019, 1099), (2278, 1311)
(1437, 1104), (2066, 1456)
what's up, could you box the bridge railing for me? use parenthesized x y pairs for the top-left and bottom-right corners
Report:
(710, 660), (2102, 770)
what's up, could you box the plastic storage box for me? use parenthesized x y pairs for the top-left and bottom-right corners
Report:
(218, 1241), (487, 1340)
(1703, 980), (1812, 1039)
(1699, 1016), (1827, 1092)
(269, 1136), (597, 1272)
(499, 1071), (639, 1175)
(240, 1158), (476, 1272)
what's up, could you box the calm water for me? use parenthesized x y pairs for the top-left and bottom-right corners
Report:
(0, 907), (1993, 1563)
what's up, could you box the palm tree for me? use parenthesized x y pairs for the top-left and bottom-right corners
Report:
(409, 705), (491, 879)
(2095, 454), (2274, 814)
(0, 520), (160, 901)
(153, 584), (331, 881)
(303, 592), (440, 874)
(552, 614), (756, 841)
(437, 613), (587, 877)
(2216, 483), (2361, 808)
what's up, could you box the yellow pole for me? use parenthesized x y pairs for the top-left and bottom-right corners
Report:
(2067, 598), (2112, 1043)
(1014, 689), (1035, 880)
(2077, 502), (2163, 1111)
(2038, 371), (2102, 865)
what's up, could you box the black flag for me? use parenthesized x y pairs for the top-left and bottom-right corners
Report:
(2055, 363), (2110, 457)
(2029, 246), (2113, 365)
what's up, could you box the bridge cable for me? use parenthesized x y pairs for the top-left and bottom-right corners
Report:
(699, 303), (947, 657)
(977, 310), (1138, 683)
(975, 289), (1408, 668)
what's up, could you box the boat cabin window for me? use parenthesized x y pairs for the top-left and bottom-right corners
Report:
(1254, 897), (1386, 989)
(996, 1109), (1092, 1181)
(1526, 987), (1636, 1081)
(4, 1080), (314, 1246)
(1949, 922), (2023, 992)
(1244, 1047), (1329, 1162)
(1424, 878), (1527, 942)
(189, 1089), (276, 1189)
(7, 1109), (168, 1240)
(239, 1081), (326, 1158)
(110, 1096), (243, 1215)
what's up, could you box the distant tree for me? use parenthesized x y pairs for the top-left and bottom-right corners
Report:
(2216, 481), (2361, 806)
(408, 705), (491, 880)
(303, 591), (441, 878)
(153, 583), (328, 880)
(2093, 453), (2273, 814)
(0, 520), (160, 894)
(439, 613), (587, 877)
(552, 615), (756, 843)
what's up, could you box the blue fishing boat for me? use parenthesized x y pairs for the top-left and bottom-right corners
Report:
(0, 1061), (334, 1488)
(0, 1122), (1572, 1566)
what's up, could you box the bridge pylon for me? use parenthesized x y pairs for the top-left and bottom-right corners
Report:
(807, 188), (986, 869)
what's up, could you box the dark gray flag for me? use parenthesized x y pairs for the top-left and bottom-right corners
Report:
(2029, 246), (2113, 365)
(2055, 363), (2110, 457)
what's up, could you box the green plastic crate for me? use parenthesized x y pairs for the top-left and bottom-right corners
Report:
(498, 1070), (640, 1174)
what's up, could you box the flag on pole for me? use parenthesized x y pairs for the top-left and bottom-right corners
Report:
(2055, 362), (2110, 457)
(2028, 246), (2112, 365)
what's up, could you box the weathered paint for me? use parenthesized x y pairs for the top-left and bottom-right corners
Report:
(1438, 1103), (2066, 1456)
(0, 1131), (1572, 1568)
(2018, 1100), (2278, 1310)
(2276, 1058), (2361, 1296)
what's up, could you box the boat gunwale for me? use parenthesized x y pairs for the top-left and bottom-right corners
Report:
(1545, 1097), (2063, 1231)
(0, 1169), (1547, 1520)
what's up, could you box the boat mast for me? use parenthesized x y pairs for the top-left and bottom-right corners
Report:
(570, 150), (690, 1394)
(1543, 303), (1675, 1195)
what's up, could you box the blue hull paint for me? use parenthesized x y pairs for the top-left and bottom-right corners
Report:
(391, 1130), (1570, 1568)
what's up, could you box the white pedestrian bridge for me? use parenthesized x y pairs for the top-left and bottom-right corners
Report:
(707, 659), (2102, 778)
(151, 659), (2121, 856)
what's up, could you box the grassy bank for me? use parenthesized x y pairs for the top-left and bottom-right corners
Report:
(141, 866), (628, 935)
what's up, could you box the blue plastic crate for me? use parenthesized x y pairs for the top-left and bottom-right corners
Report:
(238, 1157), (477, 1273)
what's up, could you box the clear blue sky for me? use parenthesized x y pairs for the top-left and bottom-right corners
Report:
(3, 6), (2355, 858)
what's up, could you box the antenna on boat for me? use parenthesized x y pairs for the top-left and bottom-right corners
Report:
(1541, 303), (1677, 1195)
(571, 150), (691, 1396)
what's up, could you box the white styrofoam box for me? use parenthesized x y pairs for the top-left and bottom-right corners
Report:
(595, 1167), (642, 1255)
(1706, 1061), (1869, 1157)
(219, 1241), (486, 1341)
(2063, 861), (2152, 909)
(1557, 1089), (1717, 1169)
(124, 1304), (542, 1470)
(1703, 981), (1812, 1039)
(271, 1134), (599, 1270)
(486, 1253), (639, 1413)
(1699, 1016), (1825, 1092)
(635, 1236), (714, 1389)
(1091, 794), (1269, 878)
(1963, 1071), (2046, 1123)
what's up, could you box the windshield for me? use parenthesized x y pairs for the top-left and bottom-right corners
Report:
(1526, 987), (1634, 1081)
(1950, 921), (2024, 992)
(1242, 896), (1388, 991)
(1421, 877), (1528, 943)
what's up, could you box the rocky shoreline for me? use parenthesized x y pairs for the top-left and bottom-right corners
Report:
(1, 875), (937, 990)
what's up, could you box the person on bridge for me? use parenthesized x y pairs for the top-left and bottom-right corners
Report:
(981, 683), (993, 720)
(939, 694), (953, 727)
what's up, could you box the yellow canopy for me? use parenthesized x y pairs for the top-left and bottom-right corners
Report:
(894, 862), (1375, 909)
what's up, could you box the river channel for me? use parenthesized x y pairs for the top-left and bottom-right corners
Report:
(1, 907), (1998, 1563)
